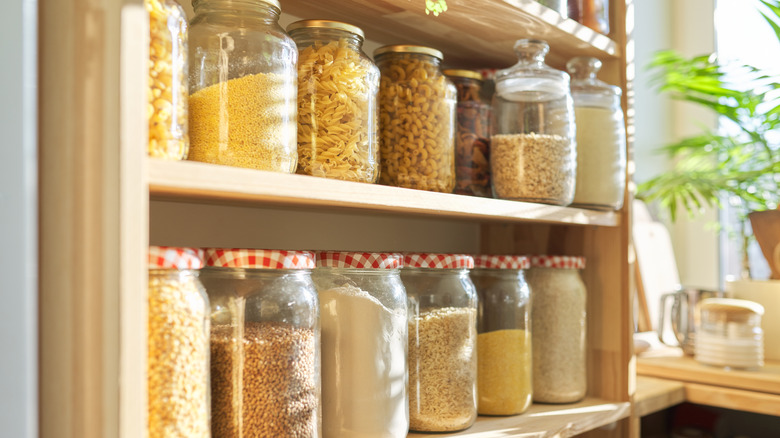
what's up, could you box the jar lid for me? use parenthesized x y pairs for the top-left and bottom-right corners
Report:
(149, 246), (204, 270)
(403, 253), (474, 269)
(473, 254), (530, 269)
(374, 44), (443, 60)
(443, 69), (483, 81)
(286, 19), (365, 40)
(700, 298), (765, 317)
(316, 251), (403, 269)
(204, 248), (315, 269)
(530, 255), (585, 269)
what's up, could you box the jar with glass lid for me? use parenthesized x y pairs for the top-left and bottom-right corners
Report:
(147, 246), (210, 438)
(526, 255), (587, 404)
(287, 20), (380, 183)
(187, 0), (298, 172)
(375, 45), (457, 193)
(200, 248), (320, 437)
(313, 251), (408, 438)
(567, 56), (626, 210)
(471, 254), (532, 415)
(145, 0), (189, 160)
(491, 39), (577, 205)
(402, 253), (477, 432)
(443, 69), (492, 197)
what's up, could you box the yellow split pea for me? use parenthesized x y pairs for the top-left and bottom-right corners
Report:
(477, 328), (532, 416)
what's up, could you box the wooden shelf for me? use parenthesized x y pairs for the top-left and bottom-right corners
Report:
(406, 397), (630, 437)
(283, 0), (618, 69)
(149, 160), (620, 226)
(634, 376), (685, 417)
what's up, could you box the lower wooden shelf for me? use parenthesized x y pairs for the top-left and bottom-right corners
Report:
(406, 397), (630, 437)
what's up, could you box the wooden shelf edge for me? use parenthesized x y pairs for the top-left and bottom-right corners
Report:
(149, 160), (620, 226)
(407, 397), (630, 437)
(634, 376), (685, 417)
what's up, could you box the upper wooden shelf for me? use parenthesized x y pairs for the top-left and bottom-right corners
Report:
(148, 160), (620, 226)
(283, 0), (619, 69)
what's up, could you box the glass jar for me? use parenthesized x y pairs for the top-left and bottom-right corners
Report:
(471, 254), (532, 415)
(695, 298), (765, 369)
(526, 255), (587, 404)
(567, 56), (626, 210)
(313, 251), (408, 438)
(288, 20), (380, 183)
(147, 246), (210, 438)
(491, 39), (577, 205)
(444, 70), (492, 198)
(568, 0), (610, 34)
(375, 45), (457, 193)
(146, 0), (189, 159)
(402, 253), (477, 432)
(187, 0), (298, 172)
(200, 248), (320, 437)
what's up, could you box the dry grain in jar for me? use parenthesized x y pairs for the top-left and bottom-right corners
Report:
(477, 329), (531, 414)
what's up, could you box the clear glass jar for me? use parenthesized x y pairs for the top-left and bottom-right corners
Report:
(146, 0), (189, 159)
(695, 298), (765, 369)
(312, 251), (408, 438)
(147, 246), (210, 438)
(569, 0), (610, 34)
(200, 248), (320, 437)
(567, 56), (626, 210)
(402, 253), (477, 432)
(526, 255), (587, 404)
(444, 70), (492, 198)
(375, 45), (457, 193)
(288, 20), (380, 183)
(471, 255), (532, 415)
(187, 0), (298, 172)
(491, 39), (577, 205)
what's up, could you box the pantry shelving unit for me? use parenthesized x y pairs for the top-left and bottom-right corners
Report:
(39, 0), (635, 437)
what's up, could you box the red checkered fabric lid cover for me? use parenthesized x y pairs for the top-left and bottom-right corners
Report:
(530, 255), (586, 269)
(473, 254), (530, 269)
(204, 248), (315, 269)
(148, 246), (204, 269)
(316, 251), (403, 269)
(403, 253), (474, 269)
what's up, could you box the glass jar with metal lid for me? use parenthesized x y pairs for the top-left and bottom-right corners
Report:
(147, 246), (210, 438)
(471, 254), (532, 415)
(567, 56), (626, 210)
(187, 0), (298, 172)
(200, 248), (320, 437)
(526, 255), (587, 403)
(287, 20), (380, 183)
(313, 251), (408, 438)
(443, 69), (492, 197)
(375, 45), (457, 193)
(402, 253), (477, 432)
(491, 39), (577, 205)
(145, 0), (189, 160)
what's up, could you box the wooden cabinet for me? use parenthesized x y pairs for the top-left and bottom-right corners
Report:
(38, 0), (634, 437)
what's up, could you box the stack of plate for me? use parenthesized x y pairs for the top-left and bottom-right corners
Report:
(693, 298), (765, 370)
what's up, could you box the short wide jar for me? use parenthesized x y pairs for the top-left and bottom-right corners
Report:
(147, 246), (210, 438)
(313, 251), (408, 438)
(402, 253), (477, 432)
(200, 248), (320, 437)
(471, 254), (532, 415)
(526, 255), (587, 404)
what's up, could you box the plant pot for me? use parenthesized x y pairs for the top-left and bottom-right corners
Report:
(725, 278), (780, 361)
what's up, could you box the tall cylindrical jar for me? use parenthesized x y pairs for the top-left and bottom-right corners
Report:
(200, 248), (320, 437)
(471, 254), (532, 415)
(567, 56), (626, 210)
(146, 0), (189, 159)
(375, 45), (457, 193)
(187, 0), (298, 172)
(147, 246), (210, 438)
(491, 39), (577, 205)
(526, 255), (587, 404)
(444, 69), (492, 197)
(288, 20), (380, 183)
(313, 251), (408, 438)
(402, 253), (477, 432)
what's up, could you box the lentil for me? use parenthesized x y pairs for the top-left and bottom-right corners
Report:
(210, 321), (318, 438)
(188, 73), (297, 172)
(477, 329), (532, 415)
(148, 271), (210, 438)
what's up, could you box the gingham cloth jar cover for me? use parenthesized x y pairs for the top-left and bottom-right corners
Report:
(403, 252), (475, 269)
(203, 248), (316, 269)
(316, 251), (404, 269)
(148, 245), (205, 269)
